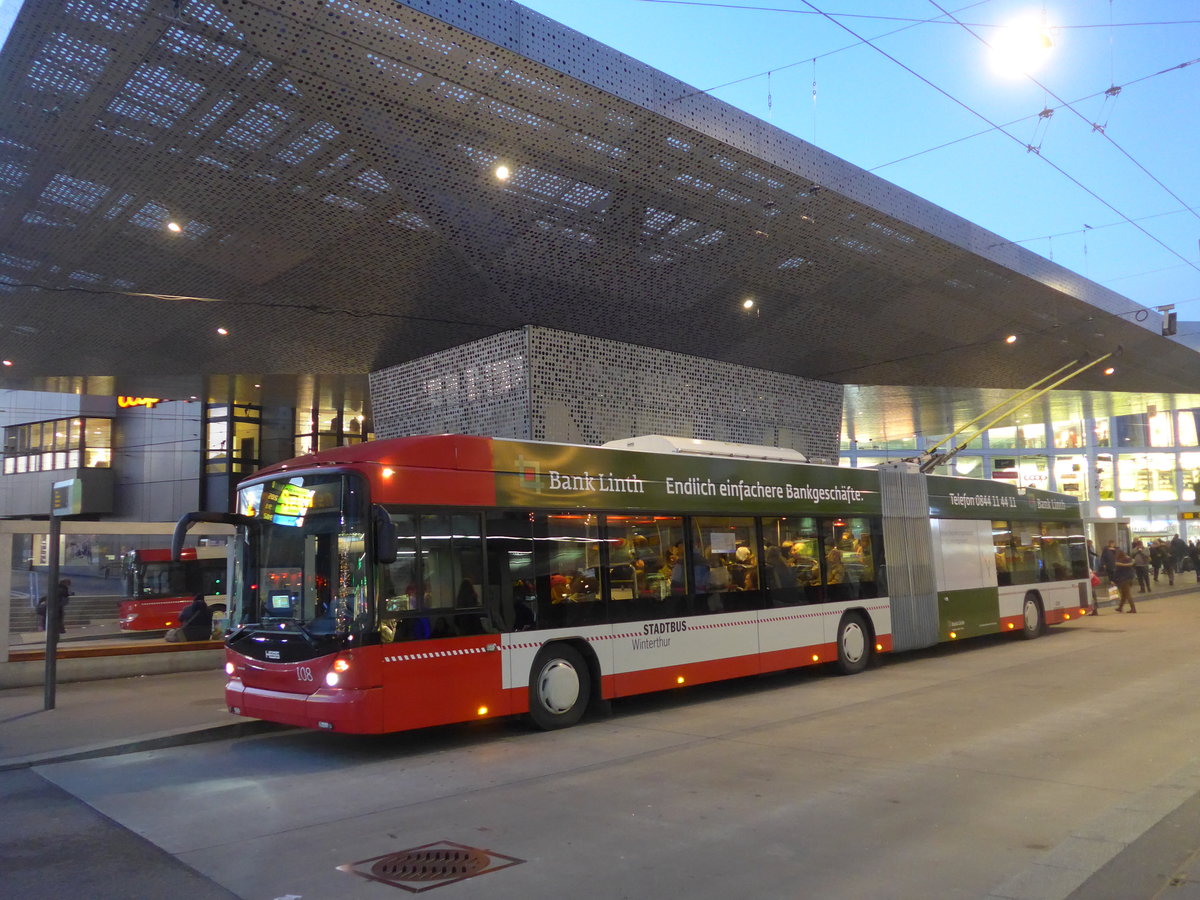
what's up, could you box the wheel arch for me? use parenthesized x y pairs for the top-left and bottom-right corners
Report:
(840, 605), (878, 649)
(835, 607), (876, 674)
(535, 636), (604, 705)
(1021, 590), (1045, 638)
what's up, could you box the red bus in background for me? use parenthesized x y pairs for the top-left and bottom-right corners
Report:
(118, 546), (228, 632)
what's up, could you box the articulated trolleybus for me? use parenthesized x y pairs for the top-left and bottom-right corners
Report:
(173, 434), (1089, 734)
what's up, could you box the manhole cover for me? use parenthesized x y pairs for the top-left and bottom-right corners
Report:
(339, 840), (525, 893)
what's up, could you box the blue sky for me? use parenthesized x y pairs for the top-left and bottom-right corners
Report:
(519, 0), (1200, 325)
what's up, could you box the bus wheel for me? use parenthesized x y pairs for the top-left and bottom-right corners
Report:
(836, 612), (871, 675)
(529, 644), (591, 730)
(1021, 595), (1044, 640)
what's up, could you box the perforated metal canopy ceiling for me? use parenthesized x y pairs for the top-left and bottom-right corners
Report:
(0, 0), (1195, 393)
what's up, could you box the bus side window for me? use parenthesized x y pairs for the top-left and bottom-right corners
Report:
(535, 513), (603, 629)
(690, 516), (762, 614)
(418, 512), (485, 637)
(378, 513), (419, 642)
(484, 511), (535, 632)
(603, 514), (683, 623)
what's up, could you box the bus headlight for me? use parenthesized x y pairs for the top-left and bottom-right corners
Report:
(325, 671), (339, 687)
(224, 662), (235, 676)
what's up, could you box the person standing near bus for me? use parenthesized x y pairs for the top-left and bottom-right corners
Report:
(1131, 541), (1152, 594)
(1099, 540), (1118, 585)
(1113, 550), (1137, 613)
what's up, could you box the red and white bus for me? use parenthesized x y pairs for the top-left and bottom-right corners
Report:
(173, 434), (1090, 734)
(118, 546), (228, 632)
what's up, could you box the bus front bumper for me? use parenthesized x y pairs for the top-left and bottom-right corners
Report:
(226, 680), (383, 733)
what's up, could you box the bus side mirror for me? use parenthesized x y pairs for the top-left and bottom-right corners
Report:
(373, 505), (397, 564)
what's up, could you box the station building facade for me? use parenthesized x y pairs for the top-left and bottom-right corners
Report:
(5, 349), (1199, 544)
(840, 398), (1200, 544)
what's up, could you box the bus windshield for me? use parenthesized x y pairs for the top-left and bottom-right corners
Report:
(231, 473), (370, 635)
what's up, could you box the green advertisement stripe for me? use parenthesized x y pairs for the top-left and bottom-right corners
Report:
(490, 441), (882, 515)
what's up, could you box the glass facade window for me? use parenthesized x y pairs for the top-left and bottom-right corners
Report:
(1053, 420), (1084, 449)
(1148, 411), (1175, 447)
(953, 457), (982, 478)
(1017, 457), (1049, 491)
(293, 378), (373, 456)
(1053, 456), (1088, 500)
(1117, 453), (1177, 502)
(1093, 418), (1111, 447)
(1095, 454), (1115, 501)
(1114, 413), (1153, 447)
(3, 417), (112, 475)
(205, 404), (261, 477)
(988, 424), (1045, 449)
(1181, 453), (1200, 502)
(1178, 411), (1199, 448)
(851, 457), (886, 469)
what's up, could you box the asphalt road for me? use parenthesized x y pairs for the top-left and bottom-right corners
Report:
(13, 593), (1200, 899)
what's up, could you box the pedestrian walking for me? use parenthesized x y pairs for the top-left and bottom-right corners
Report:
(1132, 541), (1152, 593)
(1171, 534), (1188, 573)
(1189, 541), (1200, 583)
(1150, 540), (1165, 583)
(1159, 538), (1177, 586)
(1113, 550), (1137, 613)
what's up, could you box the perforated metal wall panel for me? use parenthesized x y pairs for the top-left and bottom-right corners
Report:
(370, 326), (842, 456)
(0, 0), (1194, 393)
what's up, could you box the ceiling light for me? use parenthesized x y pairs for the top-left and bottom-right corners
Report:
(216, 327), (229, 335)
(742, 298), (755, 310)
(1103, 367), (1116, 376)
(1005, 334), (1017, 344)
(166, 221), (182, 233)
(494, 164), (511, 181)
(2, 359), (12, 366)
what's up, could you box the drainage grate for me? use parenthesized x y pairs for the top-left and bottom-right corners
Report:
(339, 840), (525, 893)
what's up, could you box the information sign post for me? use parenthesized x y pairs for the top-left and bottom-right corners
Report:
(44, 478), (81, 710)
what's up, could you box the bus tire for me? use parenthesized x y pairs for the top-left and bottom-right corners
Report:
(1021, 594), (1044, 640)
(529, 643), (591, 730)
(836, 612), (871, 675)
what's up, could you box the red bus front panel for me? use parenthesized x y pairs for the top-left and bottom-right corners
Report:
(380, 636), (509, 732)
(227, 681), (384, 733)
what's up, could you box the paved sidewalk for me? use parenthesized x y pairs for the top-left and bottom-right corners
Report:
(0, 668), (281, 771)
